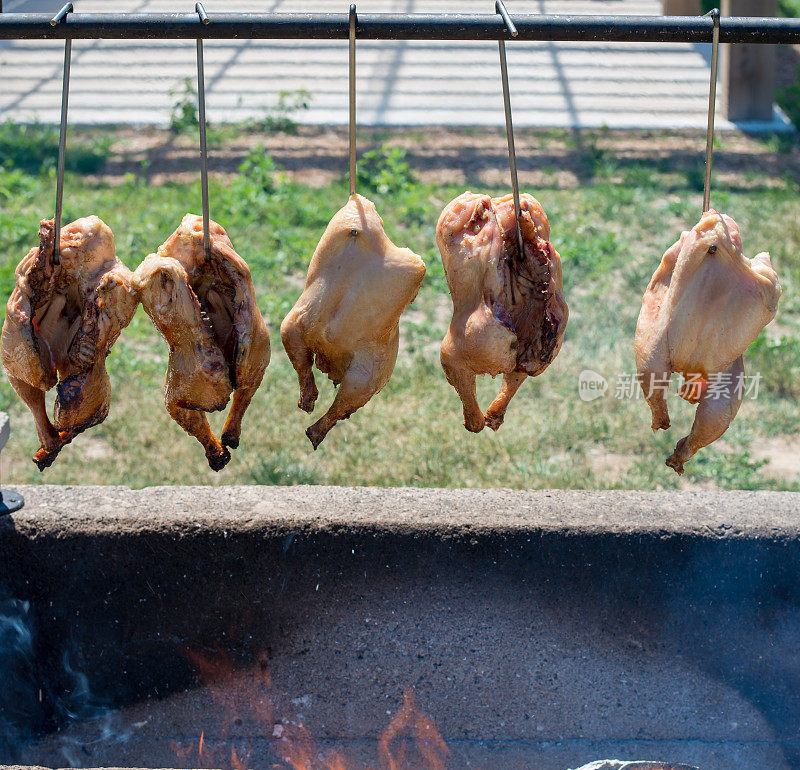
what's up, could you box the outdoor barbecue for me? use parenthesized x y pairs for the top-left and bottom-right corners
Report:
(1, 2), (799, 770)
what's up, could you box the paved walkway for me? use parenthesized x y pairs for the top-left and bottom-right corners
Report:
(0, 0), (789, 129)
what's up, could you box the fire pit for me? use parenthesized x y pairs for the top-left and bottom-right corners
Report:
(1, 486), (799, 769)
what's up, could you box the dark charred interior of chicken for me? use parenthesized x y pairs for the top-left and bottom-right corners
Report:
(497, 223), (562, 377)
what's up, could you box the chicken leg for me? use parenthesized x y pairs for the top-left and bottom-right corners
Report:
(666, 355), (744, 474)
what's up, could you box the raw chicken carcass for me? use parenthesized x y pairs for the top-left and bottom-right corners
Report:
(436, 192), (568, 432)
(132, 215), (270, 471)
(1, 217), (138, 469)
(635, 210), (781, 474)
(281, 194), (426, 448)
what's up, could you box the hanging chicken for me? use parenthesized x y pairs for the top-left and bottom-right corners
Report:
(1, 216), (138, 470)
(132, 215), (270, 471)
(436, 191), (568, 432)
(281, 194), (426, 449)
(635, 210), (781, 474)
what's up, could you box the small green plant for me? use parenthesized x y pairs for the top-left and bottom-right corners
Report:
(0, 121), (110, 175)
(231, 146), (285, 203)
(259, 89), (312, 134)
(355, 145), (416, 196)
(777, 68), (800, 130)
(778, 0), (800, 17)
(169, 78), (199, 134)
(686, 450), (776, 490)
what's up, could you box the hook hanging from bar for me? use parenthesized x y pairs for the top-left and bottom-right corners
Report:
(703, 7), (720, 215)
(196, 1), (210, 258)
(51, 1), (73, 266)
(349, 3), (357, 197)
(495, 0), (523, 259)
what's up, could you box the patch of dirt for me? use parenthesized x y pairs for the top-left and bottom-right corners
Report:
(585, 445), (633, 484)
(72, 434), (114, 461)
(750, 436), (800, 481)
(88, 125), (800, 190)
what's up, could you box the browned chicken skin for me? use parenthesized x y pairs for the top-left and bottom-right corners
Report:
(1, 217), (138, 470)
(635, 210), (781, 474)
(436, 192), (569, 432)
(281, 194), (426, 449)
(132, 215), (270, 471)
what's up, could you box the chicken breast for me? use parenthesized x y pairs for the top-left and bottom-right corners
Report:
(132, 215), (270, 471)
(436, 191), (568, 433)
(635, 210), (781, 474)
(281, 194), (426, 449)
(1, 216), (137, 469)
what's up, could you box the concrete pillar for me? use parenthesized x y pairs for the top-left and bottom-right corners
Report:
(720, 0), (777, 122)
(662, 0), (701, 14)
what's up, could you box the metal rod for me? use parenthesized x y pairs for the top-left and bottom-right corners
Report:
(50, 2), (72, 26)
(349, 3), (356, 197)
(496, 0), (523, 259)
(495, 0), (517, 37)
(52, 2), (73, 266)
(196, 2), (210, 257)
(703, 8), (720, 215)
(1, 13), (797, 44)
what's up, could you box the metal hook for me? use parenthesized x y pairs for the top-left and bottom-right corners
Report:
(51, 2), (73, 266)
(196, 2), (210, 257)
(495, 0), (523, 259)
(703, 7), (720, 214)
(349, 3), (357, 197)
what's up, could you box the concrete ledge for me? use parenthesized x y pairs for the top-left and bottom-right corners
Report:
(4, 485), (800, 539)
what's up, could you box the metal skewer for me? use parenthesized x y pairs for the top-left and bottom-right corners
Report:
(496, 0), (523, 259)
(51, 2), (73, 266)
(196, 1), (210, 257)
(349, 3), (357, 197)
(703, 7), (720, 214)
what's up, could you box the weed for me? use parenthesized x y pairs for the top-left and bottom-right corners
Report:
(777, 68), (800, 130)
(169, 78), (198, 134)
(355, 145), (416, 196)
(260, 89), (312, 134)
(228, 147), (288, 213)
(685, 450), (779, 490)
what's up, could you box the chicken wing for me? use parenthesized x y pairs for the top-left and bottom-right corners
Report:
(436, 192), (568, 432)
(132, 215), (270, 471)
(281, 194), (426, 449)
(1, 217), (138, 469)
(635, 210), (781, 474)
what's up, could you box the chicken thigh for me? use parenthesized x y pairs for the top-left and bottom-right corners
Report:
(281, 194), (426, 449)
(635, 210), (781, 474)
(436, 192), (568, 432)
(132, 215), (270, 471)
(1, 217), (137, 469)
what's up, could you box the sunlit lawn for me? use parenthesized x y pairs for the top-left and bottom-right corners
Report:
(1, 126), (799, 489)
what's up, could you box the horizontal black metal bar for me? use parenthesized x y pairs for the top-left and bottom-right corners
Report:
(0, 12), (799, 44)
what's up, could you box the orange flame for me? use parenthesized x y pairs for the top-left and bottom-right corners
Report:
(379, 691), (449, 770)
(177, 647), (449, 770)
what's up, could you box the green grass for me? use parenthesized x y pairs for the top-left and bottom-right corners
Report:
(1, 136), (799, 490)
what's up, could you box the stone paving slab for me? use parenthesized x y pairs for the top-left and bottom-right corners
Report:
(0, 0), (790, 129)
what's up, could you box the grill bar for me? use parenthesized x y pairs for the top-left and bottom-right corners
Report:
(0, 12), (798, 43)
